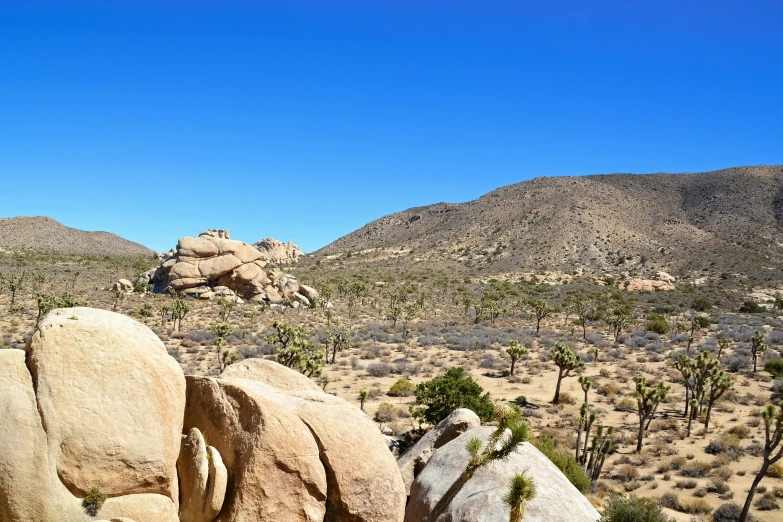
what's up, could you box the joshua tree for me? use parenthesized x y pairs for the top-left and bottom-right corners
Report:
(387, 306), (402, 328)
(634, 374), (669, 452)
(217, 297), (236, 322)
(34, 292), (55, 325)
(529, 298), (553, 335)
(717, 337), (730, 359)
(461, 293), (472, 315)
(211, 323), (235, 372)
(686, 316), (710, 354)
(674, 354), (695, 418)
(506, 340), (528, 376)
(504, 472), (536, 522)
(402, 303), (418, 338)
(5, 271), (26, 305)
(578, 375), (593, 409)
(171, 296), (191, 332)
(703, 367), (733, 430)
(606, 308), (631, 341)
(575, 402), (596, 464)
(327, 327), (352, 364)
(739, 401), (783, 522)
(572, 297), (594, 340)
(111, 288), (123, 311)
(585, 425), (614, 481)
(358, 389), (369, 412)
(429, 405), (530, 522)
(751, 331), (768, 373)
(551, 342), (584, 405)
(266, 320), (324, 377)
(159, 305), (170, 327)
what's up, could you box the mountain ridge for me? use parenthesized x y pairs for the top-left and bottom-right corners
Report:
(0, 216), (153, 256)
(314, 165), (783, 281)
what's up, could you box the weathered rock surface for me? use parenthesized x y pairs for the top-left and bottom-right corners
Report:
(1, 308), (185, 522)
(625, 278), (676, 291)
(113, 278), (134, 293)
(184, 360), (407, 522)
(406, 427), (600, 522)
(26, 307), (185, 501)
(177, 427), (227, 522)
(397, 408), (481, 494)
(254, 237), (306, 264)
(143, 230), (318, 305)
(221, 358), (322, 391)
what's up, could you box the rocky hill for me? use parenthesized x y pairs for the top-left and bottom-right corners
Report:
(0, 216), (152, 256)
(315, 166), (783, 281)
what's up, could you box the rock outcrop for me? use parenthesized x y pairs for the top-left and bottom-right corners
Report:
(137, 230), (317, 306)
(1, 308), (186, 522)
(254, 237), (306, 264)
(184, 360), (407, 522)
(625, 278), (676, 292)
(112, 278), (134, 293)
(406, 427), (600, 522)
(397, 408), (481, 494)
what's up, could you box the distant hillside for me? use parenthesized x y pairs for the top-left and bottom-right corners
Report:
(0, 216), (153, 256)
(315, 166), (783, 281)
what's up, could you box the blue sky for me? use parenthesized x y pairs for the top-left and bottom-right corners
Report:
(1, 1), (781, 253)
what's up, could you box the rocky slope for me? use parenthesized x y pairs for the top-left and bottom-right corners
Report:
(0, 216), (152, 256)
(315, 166), (783, 280)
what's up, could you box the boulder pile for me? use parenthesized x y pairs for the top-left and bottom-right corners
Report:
(253, 237), (306, 264)
(0, 308), (406, 522)
(135, 230), (318, 306)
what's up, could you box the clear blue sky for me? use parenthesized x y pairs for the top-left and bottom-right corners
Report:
(2, 1), (781, 253)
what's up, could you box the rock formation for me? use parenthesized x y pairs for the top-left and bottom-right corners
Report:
(185, 358), (407, 522)
(405, 427), (601, 522)
(397, 408), (481, 494)
(135, 230), (318, 306)
(254, 237), (306, 264)
(1, 313), (406, 522)
(1, 307), (186, 522)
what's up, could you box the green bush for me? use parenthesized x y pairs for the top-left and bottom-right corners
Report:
(602, 494), (673, 522)
(691, 297), (712, 312)
(739, 301), (765, 314)
(411, 367), (494, 425)
(646, 314), (670, 335)
(388, 378), (415, 397)
(532, 434), (591, 493)
(82, 487), (107, 516)
(764, 358), (783, 379)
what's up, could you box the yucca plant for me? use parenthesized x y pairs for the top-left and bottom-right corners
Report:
(504, 472), (536, 522)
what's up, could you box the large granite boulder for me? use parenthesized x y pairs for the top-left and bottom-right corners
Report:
(184, 360), (406, 522)
(1, 307), (186, 522)
(254, 237), (306, 264)
(397, 408), (481, 494)
(406, 427), (600, 522)
(146, 230), (318, 305)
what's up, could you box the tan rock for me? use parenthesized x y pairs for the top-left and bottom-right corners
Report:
(298, 284), (320, 302)
(254, 237), (306, 264)
(204, 446), (227, 522)
(625, 278), (676, 292)
(265, 285), (283, 303)
(179, 236), (219, 258)
(221, 358), (322, 392)
(198, 254), (243, 279)
(184, 376), (328, 522)
(397, 408), (481, 494)
(177, 428), (209, 522)
(26, 308), (185, 501)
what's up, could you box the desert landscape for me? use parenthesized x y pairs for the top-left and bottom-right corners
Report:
(2, 167), (783, 522)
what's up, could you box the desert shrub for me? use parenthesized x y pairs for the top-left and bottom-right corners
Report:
(367, 363), (391, 377)
(705, 433), (743, 459)
(646, 315), (670, 335)
(602, 494), (673, 522)
(755, 491), (779, 510)
(681, 460), (712, 478)
(531, 434), (591, 493)
(82, 488), (107, 516)
(691, 297), (712, 312)
(557, 391), (577, 405)
(679, 498), (712, 514)
(388, 378), (415, 397)
(765, 358), (783, 379)
(659, 492), (679, 510)
(767, 462), (783, 479)
(726, 355), (750, 372)
(676, 479), (698, 489)
(238, 344), (274, 358)
(374, 402), (399, 422)
(478, 353), (500, 369)
(616, 397), (636, 412)
(739, 301), (765, 313)
(727, 424), (751, 439)
(615, 465), (640, 482)
(772, 380), (783, 395)
(411, 367), (494, 424)
(712, 503), (746, 522)
(167, 347), (182, 363)
(417, 334), (440, 346)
